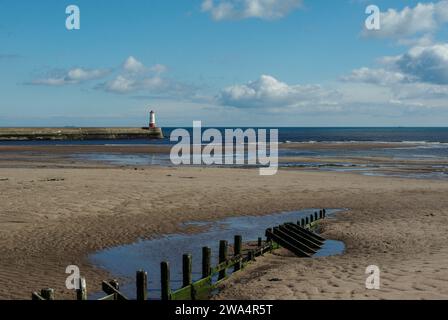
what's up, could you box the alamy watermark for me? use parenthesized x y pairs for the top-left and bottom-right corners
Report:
(169, 121), (278, 176)
(365, 265), (381, 290)
(66, 5), (80, 30)
(65, 265), (83, 290)
(365, 5), (381, 31)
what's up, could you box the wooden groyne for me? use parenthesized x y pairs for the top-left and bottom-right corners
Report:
(0, 127), (164, 141)
(32, 210), (327, 301)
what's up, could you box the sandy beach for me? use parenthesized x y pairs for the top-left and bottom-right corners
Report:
(0, 145), (448, 299)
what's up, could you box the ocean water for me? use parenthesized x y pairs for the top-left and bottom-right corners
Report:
(2, 127), (448, 179)
(2, 127), (448, 145)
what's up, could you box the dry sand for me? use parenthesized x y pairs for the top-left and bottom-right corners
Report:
(0, 146), (447, 299)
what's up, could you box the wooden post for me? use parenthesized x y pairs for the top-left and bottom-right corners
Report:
(218, 240), (228, 280)
(248, 250), (255, 261)
(161, 261), (171, 300)
(310, 214), (314, 223)
(319, 210), (323, 219)
(301, 218), (305, 227)
(182, 254), (192, 288)
(266, 228), (272, 242)
(314, 212), (318, 221)
(136, 270), (148, 301)
(234, 235), (242, 272)
(202, 247), (211, 278)
(305, 217), (309, 225)
(41, 288), (55, 300)
(76, 277), (87, 300)
(258, 237), (262, 247)
(323, 209), (326, 218)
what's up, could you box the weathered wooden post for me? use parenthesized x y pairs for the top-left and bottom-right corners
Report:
(314, 212), (318, 221)
(310, 214), (314, 223)
(41, 288), (55, 300)
(300, 218), (305, 227)
(182, 254), (192, 288)
(202, 247), (211, 278)
(161, 261), (171, 300)
(248, 250), (255, 261)
(319, 210), (323, 219)
(305, 217), (309, 225)
(323, 209), (326, 218)
(234, 235), (242, 272)
(218, 240), (228, 280)
(258, 237), (262, 247)
(136, 270), (147, 301)
(266, 228), (272, 242)
(76, 277), (87, 300)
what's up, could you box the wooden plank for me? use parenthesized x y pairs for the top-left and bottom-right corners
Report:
(191, 277), (212, 300)
(98, 293), (117, 301)
(281, 224), (323, 248)
(31, 292), (45, 300)
(171, 285), (192, 300)
(102, 281), (128, 300)
(279, 224), (320, 251)
(40, 288), (55, 300)
(273, 227), (317, 255)
(288, 222), (325, 242)
(266, 229), (311, 257)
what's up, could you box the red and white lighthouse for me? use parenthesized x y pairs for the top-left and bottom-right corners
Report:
(149, 110), (156, 128)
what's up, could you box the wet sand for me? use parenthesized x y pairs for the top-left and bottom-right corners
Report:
(0, 145), (447, 299)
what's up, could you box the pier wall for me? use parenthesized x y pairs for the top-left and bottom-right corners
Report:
(0, 127), (164, 141)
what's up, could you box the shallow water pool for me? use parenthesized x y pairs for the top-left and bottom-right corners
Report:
(89, 208), (345, 299)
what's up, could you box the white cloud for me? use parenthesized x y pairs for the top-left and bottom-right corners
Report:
(123, 56), (146, 73)
(201, 0), (303, 21)
(217, 75), (341, 109)
(102, 57), (171, 94)
(341, 67), (411, 85)
(393, 43), (448, 85)
(103, 75), (137, 93)
(345, 43), (448, 86)
(364, 1), (448, 39)
(30, 68), (110, 86)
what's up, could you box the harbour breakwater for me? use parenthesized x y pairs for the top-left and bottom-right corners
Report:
(0, 127), (164, 141)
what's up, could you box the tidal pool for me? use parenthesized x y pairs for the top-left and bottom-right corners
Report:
(89, 208), (345, 299)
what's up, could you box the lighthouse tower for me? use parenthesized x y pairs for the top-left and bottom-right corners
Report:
(149, 110), (156, 128)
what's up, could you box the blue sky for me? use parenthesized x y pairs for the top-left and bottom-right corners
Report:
(0, 0), (448, 127)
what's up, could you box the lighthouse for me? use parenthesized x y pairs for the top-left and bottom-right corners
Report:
(149, 110), (156, 128)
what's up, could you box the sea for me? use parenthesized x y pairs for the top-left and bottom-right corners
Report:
(1, 127), (448, 179)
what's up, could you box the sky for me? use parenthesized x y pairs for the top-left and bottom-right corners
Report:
(0, 0), (447, 127)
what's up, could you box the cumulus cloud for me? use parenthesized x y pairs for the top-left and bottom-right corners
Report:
(364, 1), (448, 39)
(217, 75), (341, 109)
(392, 43), (448, 85)
(344, 44), (448, 86)
(101, 56), (171, 94)
(123, 56), (146, 73)
(201, 0), (303, 21)
(30, 68), (110, 86)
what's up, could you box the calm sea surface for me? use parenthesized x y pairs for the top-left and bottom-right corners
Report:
(2, 128), (448, 179)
